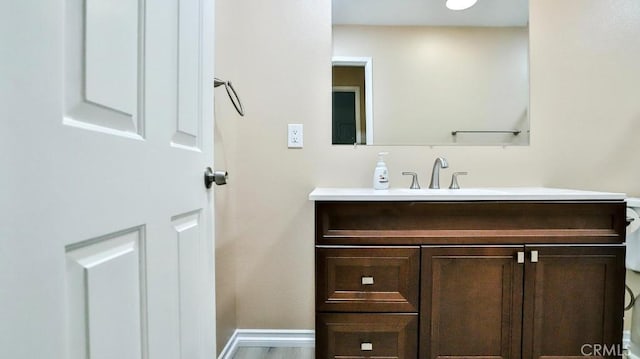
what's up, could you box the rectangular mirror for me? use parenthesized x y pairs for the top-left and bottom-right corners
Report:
(332, 0), (529, 146)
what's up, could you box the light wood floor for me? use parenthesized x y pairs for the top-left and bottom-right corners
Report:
(232, 347), (314, 359)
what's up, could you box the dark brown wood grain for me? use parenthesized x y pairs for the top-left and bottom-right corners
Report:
(522, 245), (626, 359)
(313, 200), (627, 359)
(420, 246), (524, 359)
(316, 246), (420, 312)
(316, 313), (418, 359)
(315, 201), (625, 245)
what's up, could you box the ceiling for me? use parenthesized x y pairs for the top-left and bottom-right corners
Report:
(332, 0), (529, 27)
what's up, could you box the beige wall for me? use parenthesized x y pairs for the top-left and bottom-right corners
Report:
(215, 0), (640, 350)
(333, 25), (529, 145)
(213, 0), (238, 349)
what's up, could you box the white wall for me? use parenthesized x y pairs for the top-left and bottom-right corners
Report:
(214, 0), (640, 350)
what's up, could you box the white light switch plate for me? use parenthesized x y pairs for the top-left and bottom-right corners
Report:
(288, 124), (303, 148)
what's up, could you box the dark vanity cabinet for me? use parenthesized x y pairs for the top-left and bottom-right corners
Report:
(314, 201), (626, 359)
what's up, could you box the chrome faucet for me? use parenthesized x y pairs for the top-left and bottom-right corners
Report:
(429, 157), (449, 189)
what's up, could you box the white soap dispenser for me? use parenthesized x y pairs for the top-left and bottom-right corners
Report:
(373, 152), (390, 190)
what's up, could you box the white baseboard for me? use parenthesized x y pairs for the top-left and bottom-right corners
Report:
(217, 330), (240, 359)
(218, 329), (315, 359)
(625, 330), (631, 349)
(219, 329), (631, 359)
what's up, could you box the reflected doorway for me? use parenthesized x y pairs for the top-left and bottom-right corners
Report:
(332, 86), (361, 144)
(332, 57), (373, 145)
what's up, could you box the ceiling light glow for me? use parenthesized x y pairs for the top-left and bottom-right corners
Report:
(446, 0), (478, 11)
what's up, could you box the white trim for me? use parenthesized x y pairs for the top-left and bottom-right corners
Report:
(332, 56), (374, 144)
(624, 329), (631, 349)
(217, 330), (240, 359)
(219, 329), (632, 358)
(218, 329), (315, 359)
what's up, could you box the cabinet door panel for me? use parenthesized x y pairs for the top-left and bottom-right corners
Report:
(421, 246), (523, 359)
(522, 245), (625, 359)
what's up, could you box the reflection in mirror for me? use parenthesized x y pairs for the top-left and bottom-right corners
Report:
(332, 84), (362, 144)
(332, 0), (529, 146)
(332, 57), (373, 145)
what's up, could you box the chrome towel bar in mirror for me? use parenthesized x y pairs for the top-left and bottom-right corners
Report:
(451, 130), (521, 136)
(214, 78), (245, 116)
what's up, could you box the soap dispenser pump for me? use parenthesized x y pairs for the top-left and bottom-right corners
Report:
(373, 152), (390, 190)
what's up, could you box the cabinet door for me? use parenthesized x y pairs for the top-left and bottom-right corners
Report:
(522, 245), (626, 359)
(421, 246), (524, 359)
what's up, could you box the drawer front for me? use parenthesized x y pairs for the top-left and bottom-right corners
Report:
(316, 247), (420, 312)
(315, 201), (626, 245)
(317, 313), (418, 359)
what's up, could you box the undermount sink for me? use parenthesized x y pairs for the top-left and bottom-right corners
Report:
(308, 187), (625, 201)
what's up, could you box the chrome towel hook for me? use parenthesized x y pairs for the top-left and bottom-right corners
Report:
(214, 78), (245, 116)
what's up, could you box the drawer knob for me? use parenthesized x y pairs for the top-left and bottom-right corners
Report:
(361, 276), (374, 285)
(361, 342), (373, 351)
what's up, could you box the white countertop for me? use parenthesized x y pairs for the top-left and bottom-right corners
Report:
(308, 187), (626, 201)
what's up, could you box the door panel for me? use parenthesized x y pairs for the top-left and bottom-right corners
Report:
(421, 246), (523, 359)
(332, 91), (357, 144)
(66, 227), (147, 359)
(64, 0), (145, 137)
(85, 0), (139, 115)
(173, 0), (203, 150)
(173, 210), (204, 359)
(522, 245), (626, 359)
(0, 0), (215, 358)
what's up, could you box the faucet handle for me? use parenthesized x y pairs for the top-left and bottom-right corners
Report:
(449, 172), (468, 189)
(402, 172), (421, 189)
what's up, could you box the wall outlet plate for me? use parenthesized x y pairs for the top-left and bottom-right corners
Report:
(288, 124), (303, 148)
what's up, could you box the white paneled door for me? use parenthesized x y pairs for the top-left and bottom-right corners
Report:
(0, 1), (216, 359)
